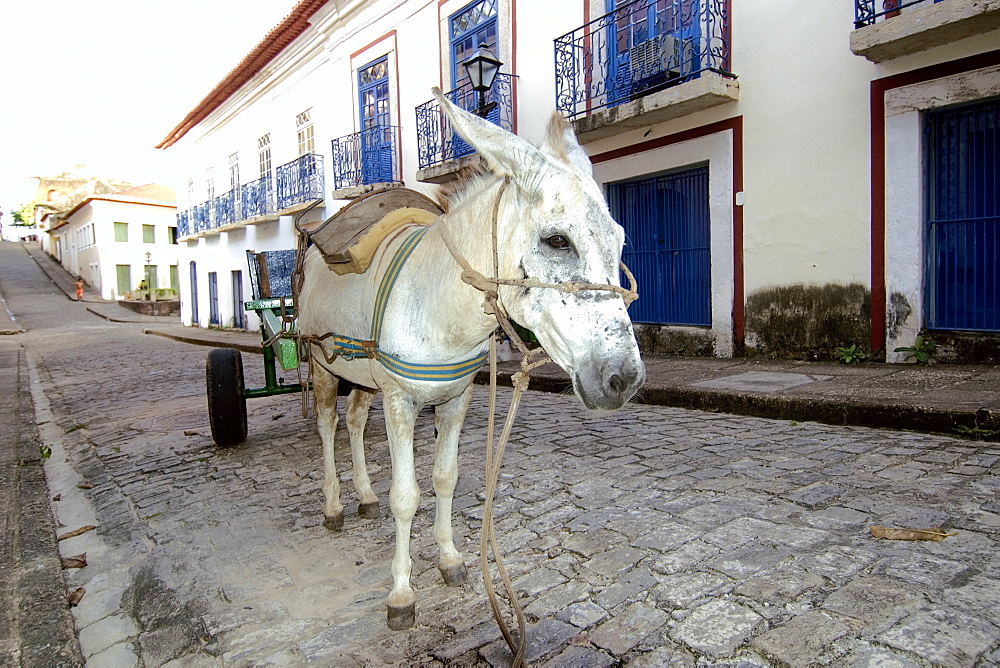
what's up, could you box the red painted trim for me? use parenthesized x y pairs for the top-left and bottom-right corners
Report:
(510, 0), (518, 134)
(350, 29), (396, 61)
(868, 49), (1000, 353)
(437, 1), (449, 90)
(591, 116), (746, 345)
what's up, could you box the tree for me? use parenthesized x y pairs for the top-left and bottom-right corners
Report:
(10, 203), (34, 226)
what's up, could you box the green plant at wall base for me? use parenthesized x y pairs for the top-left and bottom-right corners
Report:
(39, 445), (52, 461)
(836, 344), (868, 364)
(954, 425), (1000, 441)
(894, 336), (937, 364)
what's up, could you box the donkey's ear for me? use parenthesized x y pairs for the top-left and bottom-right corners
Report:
(539, 111), (593, 177)
(432, 87), (542, 178)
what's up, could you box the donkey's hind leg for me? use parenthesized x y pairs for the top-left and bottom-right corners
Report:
(346, 387), (380, 519)
(313, 368), (345, 531)
(432, 384), (473, 586)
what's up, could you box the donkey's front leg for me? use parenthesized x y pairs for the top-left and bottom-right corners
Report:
(313, 368), (344, 530)
(382, 389), (421, 630)
(433, 384), (473, 586)
(346, 387), (380, 518)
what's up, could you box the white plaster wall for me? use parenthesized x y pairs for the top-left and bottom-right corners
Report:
(91, 200), (180, 300)
(592, 132), (736, 356)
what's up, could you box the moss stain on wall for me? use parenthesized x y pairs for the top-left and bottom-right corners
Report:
(745, 283), (871, 360)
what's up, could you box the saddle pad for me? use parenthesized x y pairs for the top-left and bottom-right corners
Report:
(309, 188), (443, 274)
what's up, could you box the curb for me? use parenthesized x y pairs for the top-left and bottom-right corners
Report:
(145, 328), (998, 443)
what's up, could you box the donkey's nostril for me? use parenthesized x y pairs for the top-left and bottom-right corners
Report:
(609, 374), (625, 395)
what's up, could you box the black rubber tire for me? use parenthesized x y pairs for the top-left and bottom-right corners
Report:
(206, 347), (248, 447)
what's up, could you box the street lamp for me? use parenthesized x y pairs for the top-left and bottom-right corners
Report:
(462, 42), (502, 117)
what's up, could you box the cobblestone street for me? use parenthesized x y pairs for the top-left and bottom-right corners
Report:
(3, 242), (999, 666)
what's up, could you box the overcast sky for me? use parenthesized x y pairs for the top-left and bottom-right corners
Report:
(0, 0), (297, 215)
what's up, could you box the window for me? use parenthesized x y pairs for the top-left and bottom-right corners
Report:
(450, 0), (498, 88)
(296, 109), (315, 156)
(168, 226), (178, 244)
(206, 168), (215, 201)
(229, 152), (241, 210)
(258, 134), (272, 180)
(142, 224), (155, 243)
(187, 179), (196, 207)
(114, 222), (128, 242)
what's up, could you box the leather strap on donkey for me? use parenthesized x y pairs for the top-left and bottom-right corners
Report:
(303, 224), (489, 382)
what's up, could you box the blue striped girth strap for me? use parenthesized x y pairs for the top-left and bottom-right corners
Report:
(320, 226), (488, 382)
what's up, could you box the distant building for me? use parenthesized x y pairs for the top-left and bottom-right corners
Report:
(160, 0), (1000, 362)
(32, 166), (134, 254)
(51, 184), (178, 300)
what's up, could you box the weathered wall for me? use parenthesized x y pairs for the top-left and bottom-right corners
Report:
(744, 283), (871, 360)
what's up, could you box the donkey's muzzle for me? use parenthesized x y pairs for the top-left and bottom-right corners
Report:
(574, 355), (645, 411)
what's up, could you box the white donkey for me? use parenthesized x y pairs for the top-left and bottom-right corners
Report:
(296, 89), (644, 629)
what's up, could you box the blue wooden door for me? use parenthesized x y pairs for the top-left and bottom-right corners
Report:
(450, 0), (498, 157)
(926, 99), (999, 331)
(189, 261), (199, 324)
(358, 57), (393, 184)
(208, 272), (220, 326)
(608, 166), (711, 325)
(231, 270), (246, 329)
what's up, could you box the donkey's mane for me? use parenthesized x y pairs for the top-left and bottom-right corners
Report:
(436, 161), (497, 213)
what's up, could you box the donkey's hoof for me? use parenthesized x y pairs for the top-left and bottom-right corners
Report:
(440, 563), (469, 587)
(358, 501), (380, 519)
(323, 513), (344, 531)
(387, 603), (415, 630)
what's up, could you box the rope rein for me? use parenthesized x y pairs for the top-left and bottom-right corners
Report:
(287, 183), (637, 667)
(441, 179), (637, 668)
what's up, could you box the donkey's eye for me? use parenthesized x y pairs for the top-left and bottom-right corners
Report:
(546, 235), (570, 249)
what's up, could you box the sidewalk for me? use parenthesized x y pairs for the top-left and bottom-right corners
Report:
(20, 241), (1000, 441)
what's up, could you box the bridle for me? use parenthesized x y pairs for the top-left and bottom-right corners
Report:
(439, 176), (639, 667)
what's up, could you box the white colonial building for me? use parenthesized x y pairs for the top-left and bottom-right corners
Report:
(161, 0), (1000, 363)
(52, 184), (179, 300)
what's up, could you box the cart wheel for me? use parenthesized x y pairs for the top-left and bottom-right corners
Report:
(206, 347), (248, 447)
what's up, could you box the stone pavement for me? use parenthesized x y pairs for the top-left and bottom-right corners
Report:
(4, 239), (1000, 666)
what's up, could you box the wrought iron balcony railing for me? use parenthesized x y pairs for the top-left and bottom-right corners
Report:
(332, 125), (402, 190)
(240, 175), (275, 218)
(415, 73), (516, 170)
(554, 0), (732, 119)
(276, 153), (325, 210)
(855, 0), (945, 28)
(176, 210), (191, 238)
(192, 202), (212, 234)
(214, 189), (237, 227)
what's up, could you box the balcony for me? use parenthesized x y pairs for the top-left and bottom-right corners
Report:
(276, 153), (325, 211)
(554, 0), (738, 143)
(415, 73), (516, 183)
(852, 0), (1000, 63)
(192, 202), (212, 234)
(176, 210), (191, 238)
(214, 189), (238, 228)
(240, 175), (276, 219)
(331, 125), (403, 199)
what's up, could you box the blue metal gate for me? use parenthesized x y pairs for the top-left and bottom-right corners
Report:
(608, 165), (711, 325)
(926, 98), (999, 331)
